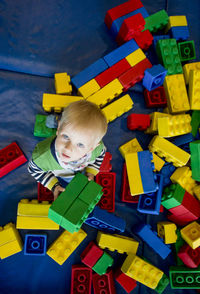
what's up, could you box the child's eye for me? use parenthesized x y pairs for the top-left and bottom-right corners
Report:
(63, 135), (69, 140)
(77, 143), (85, 148)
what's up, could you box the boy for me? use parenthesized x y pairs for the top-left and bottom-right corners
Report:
(28, 100), (107, 199)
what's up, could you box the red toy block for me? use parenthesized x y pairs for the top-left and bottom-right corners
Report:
(133, 29), (153, 51)
(143, 86), (167, 108)
(178, 244), (200, 268)
(104, 0), (143, 29)
(95, 58), (131, 88)
(71, 265), (92, 294)
(0, 142), (27, 177)
(119, 58), (152, 91)
(37, 183), (54, 202)
(114, 268), (137, 293)
(92, 270), (116, 294)
(81, 241), (103, 268)
(127, 113), (150, 131)
(99, 152), (112, 173)
(167, 212), (197, 226)
(160, 205), (164, 213)
(96, 172), (116, 212)
(121, 164), (140, 203)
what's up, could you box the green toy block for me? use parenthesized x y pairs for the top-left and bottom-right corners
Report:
(161, 184), (185, 209)
(144, 10), (169, 33)
(155, 273), (169, 294)
(34, 114), (57, 138)
(178, 41), (196, 62)
(190, 140), (200, 181)
(169, 266), (200, 289)
(174, 229), (185, 266)
(191, 110), (200, 137)
(156, 39), (183, 75)
(92, 251), (113, 275)
(78, 180), (103, 205)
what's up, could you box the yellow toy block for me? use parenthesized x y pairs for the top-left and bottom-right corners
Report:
(163, 74), (190, 113)
(96, 232), (139, 254)
(43, 93), (83, 112)
(16, 199), (59, 230)
(102, 94), (133, 123)
(183, 62), (200, 84)
(157, 114), (192, 137)
(87, 79), (123, 107)
(149, 135), (190, 167)
(125, 48), (146, 67)
(121, 254), (164, 289)
(188, 70), (200, 110)
(0, 223), (23, 259)
(145, 112), (170, 134)
(78, 79), (100, 98)
(119, 138), (143, 158)
(47, 228), (87, 265)
(157, 221), (177, 244)
(125, 153), (143, 196)
(165, 15), (187, 32)
(193, 185), (200, 200)
(170, 166), (197, 195)
(152, 153), (165, 172)
(54, 73), (72, 95)
(180, 221), (200, 249)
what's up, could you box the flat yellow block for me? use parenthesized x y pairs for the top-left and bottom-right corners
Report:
(157, 221), (177, 244)
(157, 114), (191, 137)
(119, 138), (143, 158)
(78, 79), (100, 98)
(170, 166), (197, 195)
(181, 221), (200, 249)
(0, 239), (23, 259)
(126, 48), (146, 67)
(54, 73), (72, 95)
(43, 93), (84, 112)
(125, 153), (143, 196)
(165, 15), (187, 32)
(18, 199), (51, 216)
(145, 112), (170, 134)
(183, 62), (200, 84)
(188, 70), (200, 110)
(16, 216), (59, 230)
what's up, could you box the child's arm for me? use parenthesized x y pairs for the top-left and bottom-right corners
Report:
(85, 146), (106, 180)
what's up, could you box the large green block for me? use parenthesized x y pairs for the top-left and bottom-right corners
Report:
(191, 111), (200, 137)
(190, 140), (200, 181)
(34, 114), (57, 138)
(161, 184), (185, 209)
(169, 266), (200, 289)
(92, 252), (113, 275)
(144, 10), (169, 33)
(78, 180), (103, 205)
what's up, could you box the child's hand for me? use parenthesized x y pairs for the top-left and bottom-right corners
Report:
(53, 185), (65, 200)
(86, 172), (95, 181)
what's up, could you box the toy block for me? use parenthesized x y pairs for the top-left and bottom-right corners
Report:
(119, 57), (152, 91)
(148, 135), (190, 167)
(114, 268), (137, 293)
(157, 221), (177, 244)
(167, 211), (197, 226)
(157, 114), (192, 138)
(145, 112), (170, 134)
(71, 59), (108, 89)
(37, 182), (54, 202)
(183, 62), (200, 84)
(54, 73), (72, 95)
(119, 138), (142, 158)
(0, 142), (27, 178)
(101, 94), (133, 123)
(24, 234), (47, 256)
(178, 244), (200, 268)
(125, 152), (143, 196)
(127, 113), (150, 131)
(169, 26), (189, 41)
(0, 223), (23, 259)
(71, 265), (92, 294)
(121, 163), (140, 203)
(180, 221), (200, 249)
(47, 228), (87, 265)
(96, 231), (139, 254)
(78, 79), (100, 98)
(96, 172), (115, 212)
(174, 229), (186, 266)
(153, 35), (170, 48)
(188, 70), (200, 110)
(156, 39), (182, 75)
(95, 59), (131, 88)
(121, 253), (164, 289)
(92, 270), (116, 294)
(92, 251), (113, 275)
(165, 16), (188, 32)
(161, 183), (185, 209)
(81, 241), (103, 268)
(178, 41), (196, 62)
(133, 29), (153, 51)
(193, 185), (200, 200)
(42, 93), (83, 112)
(85, 206), (126, 233)
(125, 48), (146, 67)
(191, 110), (200, 137)
(34, 114), (57, 138)
(144, 9), (169, 33)
(142, 64), (167, 91)
(171, 133), (194, 148)
(17, 199), (59, 230)
(99, 152), (112, 173)
(170, 166), (197, 195)
(134, 224), (171, 259)
(87, 79), (123, 107)
(190, 140), (200, 181)
(152, 153), (165, 172)
(155, 274), (169, 294)
(169, 266), (200, 289)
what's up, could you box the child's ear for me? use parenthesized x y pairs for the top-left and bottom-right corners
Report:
(56, 121), (61, 136)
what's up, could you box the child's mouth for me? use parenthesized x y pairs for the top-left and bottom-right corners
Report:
(62, 153), (70, 159)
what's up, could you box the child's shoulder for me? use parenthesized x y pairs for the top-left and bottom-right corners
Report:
(32, 136), (56, 160)
(90, 141), (106, 160)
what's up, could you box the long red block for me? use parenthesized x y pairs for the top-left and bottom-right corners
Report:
(99, 152), (112, 173)
(96, 172), (115, 212)
(71, 265), (92, 294)
(0, 142), (27, 177)
(37, 183), (54, 202)
(178, 244), (200, 268)
(81, 241), (103, 268)
(127, 113), (150, 131)
(92, 270), (116, 294)
(133, 29), (153, 51)
(121, 163), (140, 203)
(144, 86), (167, 108)
(167, 212), (197, 226)
(114, 268), (137, 293)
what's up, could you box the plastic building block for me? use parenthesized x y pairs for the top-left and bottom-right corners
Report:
(133, 29), (153, 51)
(194, 185), (200, 200)
(0, 142), (27, 178)
(78, 79), (100, 98)
(102, 94), (133, 123)
(157, 114), (191, 138)
(169, 266), (200, 289)
(183, 62), (200, 84)
(161, 183), (185, 209)
(142, 64), (167, 91)
(71, 58), (108, 89)
(170, 166), (197, 195)
(47, 229), (87, 265)
(92, 270), (116, 294)
(17, 199), (59, 230)
(119, 138), (143, 158)
(191, 110), (200, 137)
(174, 229), (186, 266)
(165, 16), (188, 32)
(24, 234), (47, 256)
(42, 93), (83, 112)
(152, 153), (165, 172)
(190, 140), (200, 181)
(114, 268), (137, 293)
(171, 133), (194, 148)
(180, 221), (200, 249)
(148, 135), (190, 167)
(71, 265), (92, 294)
(178, 41), (196, 62)
(34, 114), (57, 138)
(99, 152), (112, 173)
(125, 48), (146, 67)
(178, 244), (200, 268)
(96, 231), (139, 254)
(96, 172), (115, 212)
(155, 274), (170, 294)
(153, 35), (170, 48)
(81, 241), (103, 268)
(144, 9), (169, 33)
(159, 163), (176, 187)
(87, 79), (123, 107)
(146, 112), (170, 134)
(157, 221), (177, 244)
(54, 72), (72, 95)
(37, 182), (54, 202)
(127, 113), (150, 131)
(169, 26), (189, 41)
(121, 163), (140, 203)
(92, 251), (113, 275)
(0, 223), (23, 259)
(167, 211), (198, 227)
(121, 253), (164, 289)
(188, 70), (200, 110)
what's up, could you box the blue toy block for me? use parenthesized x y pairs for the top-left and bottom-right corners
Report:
(71, 58), (108, 89)
(153, 35), (170, 48)
(142, 64), (167, 91)
(171, 133), (194, 153)
(24, 234), (47, 256)
(85, 206), (126, 233)
(137, 151), (158, 194)
(169, 26), (189, 41)
(159, 163), (176, 187)
(134, 224), (171, 259)
(137, 174), (164, 215)
(103, 39), (139, 67)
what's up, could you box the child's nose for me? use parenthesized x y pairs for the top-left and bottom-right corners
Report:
(65, 141), (73, 152)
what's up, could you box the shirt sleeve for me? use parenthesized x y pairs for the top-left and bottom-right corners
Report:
(85, 146), (106, 176)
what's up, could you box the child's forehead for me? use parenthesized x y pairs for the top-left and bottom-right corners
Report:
(60, 124), (94, 144)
